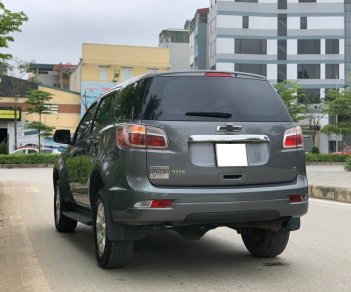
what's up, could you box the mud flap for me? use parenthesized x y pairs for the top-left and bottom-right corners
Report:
(104, 197), (145, 241)
(284, 217), (300, 231)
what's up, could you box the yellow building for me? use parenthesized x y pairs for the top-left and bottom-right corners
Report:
(32, 85), (81, 133)
(0, 78), (81, 153)
(69, 43), (170, 112)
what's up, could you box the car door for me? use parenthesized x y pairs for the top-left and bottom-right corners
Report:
(65, 102), (98, 205)
(14, 149), (25, 154)
(79, 93), (115, 206)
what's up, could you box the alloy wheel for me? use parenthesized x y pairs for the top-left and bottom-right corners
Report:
(96, 202), (106, 257)
(55, 184), (61, 222)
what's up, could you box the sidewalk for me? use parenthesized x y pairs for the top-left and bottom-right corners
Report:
(307, 165), (351, 203)
(0, 183), (50, 291)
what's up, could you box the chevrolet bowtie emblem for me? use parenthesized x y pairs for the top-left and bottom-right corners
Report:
(216, 123), (242, 133)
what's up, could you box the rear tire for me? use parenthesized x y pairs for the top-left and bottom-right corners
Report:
(54, 180), (77, 233)
(93, 189), (134, 269)
(241, 228), (290, 258)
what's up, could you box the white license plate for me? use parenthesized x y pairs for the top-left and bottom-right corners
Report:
(216, 144), (248, 167)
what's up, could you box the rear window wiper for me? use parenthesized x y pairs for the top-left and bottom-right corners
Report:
(185, 111), (232, 118)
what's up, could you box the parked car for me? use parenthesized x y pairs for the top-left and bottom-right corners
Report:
(53, 71), (308, 269)
(12, 147), (38, 154)
(12, 147), (60, 155)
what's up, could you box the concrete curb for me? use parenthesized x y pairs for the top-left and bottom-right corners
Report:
(0, 164), (53, 168)
(309, 185), (351, 203)
(306, 162), (344, 166)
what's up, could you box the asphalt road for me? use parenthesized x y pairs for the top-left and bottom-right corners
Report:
(1, 168), (351, 292)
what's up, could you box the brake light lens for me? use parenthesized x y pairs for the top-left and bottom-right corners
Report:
(150, 199), (173, 208)
(133, 199), (173, 208)
(205, 72), (233, 78)
(117, 124), (168, 149)
(289, 195), (306, 203)
(283, 126), (304, 149)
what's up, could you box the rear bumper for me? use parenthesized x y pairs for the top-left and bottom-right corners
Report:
(107, 175), (309, 226)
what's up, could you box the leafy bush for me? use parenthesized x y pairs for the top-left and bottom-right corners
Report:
(305, 153), (350, 162)
(311, 146), (320, 154)
(0, 141), (8, 154)
(0, 154), (59, 165)
(345, 156), (351, 171)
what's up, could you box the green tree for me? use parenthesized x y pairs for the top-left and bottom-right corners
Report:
(0, 1), (28, 64)
(275, 80), (308, 122)
(304, 101), (324, 151)
(322, 89), (351, 154)
(25, 90), (55, 152)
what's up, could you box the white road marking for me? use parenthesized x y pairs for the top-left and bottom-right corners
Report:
(310, 198), (351, 207)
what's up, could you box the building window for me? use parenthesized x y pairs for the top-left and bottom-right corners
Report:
(278, 14), (287, 36)
(298, 64), (320, 79)
(325, 64), (339, 79)
(99, 66), (108, 81)
(326, 39), (339, 54)
(199, 13), (208, 24)
(235, 39), (267, 54)
(298, 39), (321, 54)
(278, 64), (287, 82)
(121, 67), (133, 81)
(299, 89), (321, 104)
(278, 40), (287, 60)
(278, 0), (287, 9)
(235, 64), (267, 77)
(243, 16), (249, 29)
(300, 17), (307, 29)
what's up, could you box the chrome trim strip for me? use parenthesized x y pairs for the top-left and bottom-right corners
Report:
(189, 135), (270, 144)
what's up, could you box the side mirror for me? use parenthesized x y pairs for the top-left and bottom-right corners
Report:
(54, 130), (71, 144)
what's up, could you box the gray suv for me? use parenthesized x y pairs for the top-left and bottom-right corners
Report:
(53, 71), (308, 269)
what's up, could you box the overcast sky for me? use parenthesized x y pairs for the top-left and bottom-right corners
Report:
(3, 0), (209, 64)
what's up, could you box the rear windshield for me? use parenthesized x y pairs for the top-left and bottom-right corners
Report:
(142, 76), (291, 122)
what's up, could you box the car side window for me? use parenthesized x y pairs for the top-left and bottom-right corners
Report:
(16, 149), (25, 154)
(28, 149), (37, 154)
(92, 94), (113, 133)
(114, 83), (136, 120)
(74, 102), (98, 142)
(113, 81), (145, 120)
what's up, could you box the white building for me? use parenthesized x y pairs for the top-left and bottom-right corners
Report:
(159, 24), (191, 71)
(208, 0), (349, 153)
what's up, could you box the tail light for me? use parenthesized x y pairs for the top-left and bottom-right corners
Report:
(117, 124), (168, 149)
(283, 126), (304, 149)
